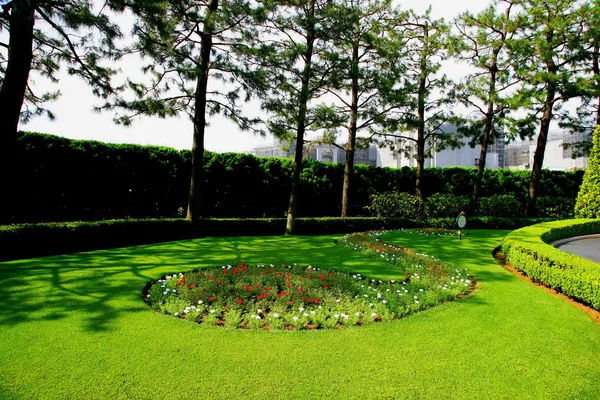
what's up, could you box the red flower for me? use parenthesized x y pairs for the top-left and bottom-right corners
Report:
(245, 285), (252, 291)
(191, 284), (196, 288)
(209, 297), (215, 301)
(286, 283), (291, 288)
(177, 277), (185, 285)
(290, 301), (295, 305)
(314, 299), (320, 304)
(209, 276), (214, 280)
(307, 273), (312, 278)
(194, 275), (198, 279)
(319, 275), (324, 280)
(255, 284), (260, 288)
(266, 287), (271, 291)
(237, 299), (243, 304)
(324, 283), (329, 289)
(218, 280), (223, 285)
(222, 273), (227, 277)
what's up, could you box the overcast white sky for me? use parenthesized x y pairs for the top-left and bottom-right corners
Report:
(20, 0), (491, 153)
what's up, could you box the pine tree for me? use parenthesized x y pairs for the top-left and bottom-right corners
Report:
(575, 125), (600, 218)
(508, 0), (589, 216)
(378, 8), (460, 199)
(102, 0), (266, 222)
(452, 0), (522, 208)
(0, 0), (129, 139)
(311, 0), (402, 216)
(251, 0), (343, 234)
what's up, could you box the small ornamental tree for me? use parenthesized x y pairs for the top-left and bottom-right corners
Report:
(575, 125), (600, 218)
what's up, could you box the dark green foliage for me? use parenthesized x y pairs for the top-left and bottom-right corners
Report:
(502, 219), (600, 310)
(424, 193), (470, 218)
(575, 126), (600, 218)
(536, 197), (576, 218)
(365, 192), (424, 219)
(2, 132), (584, 223)
(478, 195), (524, 218)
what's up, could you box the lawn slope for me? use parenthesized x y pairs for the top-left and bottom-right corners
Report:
(0, 231), (599, 399)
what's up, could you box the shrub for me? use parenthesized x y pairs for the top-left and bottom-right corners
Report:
(424, 193), (470, 218)
(536, 196), (575, 218)
(365, 192), (424, 219)
(478, 195), (524, 218)
(3, 131), (584, 224)
(575, 126), (600, 218)
(502, 219), (600, 310)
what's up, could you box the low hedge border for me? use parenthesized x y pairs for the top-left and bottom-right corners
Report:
(502, 219), (600, 310)
(1, 216), (558, 262)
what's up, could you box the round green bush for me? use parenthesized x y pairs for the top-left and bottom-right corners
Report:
(424, 193), (470, 218)
(478, 195), (524, 217)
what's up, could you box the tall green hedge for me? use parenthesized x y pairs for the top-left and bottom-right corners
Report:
(575, 126), (600, 218)
(1, 131), (584, 224)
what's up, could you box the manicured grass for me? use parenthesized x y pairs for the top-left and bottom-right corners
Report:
(1, 231), (599, 399)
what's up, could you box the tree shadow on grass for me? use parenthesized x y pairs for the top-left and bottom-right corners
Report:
(0, 233), (496, 333)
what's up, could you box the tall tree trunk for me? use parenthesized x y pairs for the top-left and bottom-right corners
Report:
(186, 0), (218, 222)
(415, 22), (428, 199)
(0, 0), (35, 224)
(341, 37), (360, 217)
(0, 0), (36, 138)
(472, 60), (498, 209)
(527, 83), (556, 217)
(285, 0), (315, 235)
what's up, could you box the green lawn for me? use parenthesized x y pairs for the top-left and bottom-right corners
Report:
(1, 230), (599, 399)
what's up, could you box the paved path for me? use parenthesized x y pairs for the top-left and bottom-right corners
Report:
(556, 237), (600, 263)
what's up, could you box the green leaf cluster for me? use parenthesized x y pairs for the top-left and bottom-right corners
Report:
(575, 126), (600, 218)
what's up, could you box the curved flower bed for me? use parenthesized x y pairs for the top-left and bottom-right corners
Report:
(145, 232), (472, 330)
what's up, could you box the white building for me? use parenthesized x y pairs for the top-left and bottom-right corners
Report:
(376, 125), (504, 169)
(505, 131), (590, 170)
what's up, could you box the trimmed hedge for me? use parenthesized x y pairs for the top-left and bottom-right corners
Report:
(502, 219), (600, 310)
(1, 217), (558, 262)
(1, 131), (584, 224)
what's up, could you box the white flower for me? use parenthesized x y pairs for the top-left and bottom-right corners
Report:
(334, 314), (340, 319)
(299, 307), (305, 312)
(371, 312), (377, 317)
(293, 316), (299, 321)
(303, 313), (308, 317)
(352, 275), (357, 279)
(419, 289), (424, 292)
(336, 299), (341, 303)
(198, 300), (203, 304)
(355, 312), (360, 316)
(377, 293), (382, 299)
(255, 315), (261, 320)
(257, 309), (262, 313)
(146, 294), (151, 298)
(369, 303), (374, 307)
(273, 313), (279, 318)
(210, 309), (215, 314)
(174, 313), (179, 316)
(382, 300), (387, 304)
(414, 295), (418, 299)
(415, 300), (419, 304)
